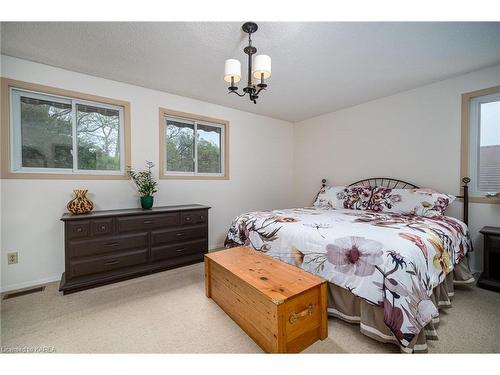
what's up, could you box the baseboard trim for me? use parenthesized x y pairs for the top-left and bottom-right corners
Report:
(209, 245), (226, 252)
(1, 246), (227, 293)
(1, 275), (61, 293)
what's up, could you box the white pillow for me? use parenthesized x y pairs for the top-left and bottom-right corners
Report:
(313, 185), (346, 209)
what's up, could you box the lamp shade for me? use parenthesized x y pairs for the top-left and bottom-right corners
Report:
(252, 55), (271, 79)
(224, 59), (241, 83)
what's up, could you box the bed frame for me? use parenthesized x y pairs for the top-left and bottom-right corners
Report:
(319, 177), (470, 225)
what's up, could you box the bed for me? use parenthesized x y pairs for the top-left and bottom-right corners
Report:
(224, 177), (475, 353)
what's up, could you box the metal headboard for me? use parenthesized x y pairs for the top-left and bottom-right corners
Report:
(349, 177), (419, 189)
(318, 177), (470, 225)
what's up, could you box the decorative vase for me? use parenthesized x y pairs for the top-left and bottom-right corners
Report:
(140, 195), (154, 210)
(67, 189), (94, 215)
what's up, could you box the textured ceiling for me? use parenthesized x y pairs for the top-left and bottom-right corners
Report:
(2, 22), (500, 122)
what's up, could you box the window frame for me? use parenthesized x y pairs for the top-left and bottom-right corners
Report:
(159, 108), (229, 180)
(461, 85), (500, 204)
(1, 78), (131, 180)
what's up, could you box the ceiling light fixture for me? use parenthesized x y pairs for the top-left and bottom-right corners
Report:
(224, 22), (271, 104)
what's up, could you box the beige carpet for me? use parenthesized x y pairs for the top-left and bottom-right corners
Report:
(2, 263), (500, 353)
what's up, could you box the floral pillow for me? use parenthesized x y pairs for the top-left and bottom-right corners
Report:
(337, 186), (374, 210)
(370, 187), (455, 217)
(314, 185), (374, 210)
(314, 185), (454, 216)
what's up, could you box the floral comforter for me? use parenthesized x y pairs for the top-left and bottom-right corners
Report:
(224, 207), (472, 348)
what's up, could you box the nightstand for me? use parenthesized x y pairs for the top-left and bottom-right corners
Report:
(478, 226), (500, 292)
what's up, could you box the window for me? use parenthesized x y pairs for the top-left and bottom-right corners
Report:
(159, 108), (229, 179)
(1, 79), (130, 179)
(461, 86), (500, 203)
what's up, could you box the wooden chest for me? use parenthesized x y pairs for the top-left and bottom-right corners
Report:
(60, 204), (210, 294)
(205, 247), (328, 353)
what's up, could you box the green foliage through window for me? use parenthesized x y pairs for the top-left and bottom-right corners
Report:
(20, 97), (73, 168)
(77, 104), (120, 171)
(13, 89), (123, 173)
(165, 118), (222, 175)
(166, 121), (195, 172)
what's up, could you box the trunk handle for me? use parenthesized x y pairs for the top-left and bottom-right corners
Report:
(289, 304), (313, 324)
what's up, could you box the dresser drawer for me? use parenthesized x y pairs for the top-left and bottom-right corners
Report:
(180, 210), (207, 225)
(151, 226), (206, 246)
(69, 248), (148, 278)
(152, 239), (206, 261)
(116, 212), (180, 232)
(90, 218), (114, 236)
(68, 233), (148, 258)
(67, 221), (90, 239)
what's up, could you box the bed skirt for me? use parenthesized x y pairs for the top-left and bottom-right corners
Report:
(326, 257), (475, 353)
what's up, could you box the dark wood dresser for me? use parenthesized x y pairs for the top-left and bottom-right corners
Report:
(478, 226), (500, 293)
(60, 204), (210, 294)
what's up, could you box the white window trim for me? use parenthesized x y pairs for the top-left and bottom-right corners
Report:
(9, 87), (125, 175)
(163, 114), (225, 177)
(468, 91), (500, 197)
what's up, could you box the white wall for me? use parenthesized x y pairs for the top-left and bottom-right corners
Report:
(293, 63), (500, 272)
(2, 55), (499, 292)
(0, 55), (294, 291)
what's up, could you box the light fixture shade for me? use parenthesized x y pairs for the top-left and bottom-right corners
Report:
(224, 59), (241, 83)
(253, 54), (271, 79)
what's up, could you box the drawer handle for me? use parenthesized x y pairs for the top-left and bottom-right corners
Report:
(176, 233), (185, 237)
(185, 217), (191, 221)
(104, 242), (119, 247)
(104, 259), (120, 266)
(289, 304), (313, 324)
(143, 220), (155, 224)
(100, 225), (107, 231)
(76, 227), (83, 232)
(199, 215), (204, 220)
(175, 248), (186, 252)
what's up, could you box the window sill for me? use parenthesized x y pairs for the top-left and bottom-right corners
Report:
(469, 196), (500, 204)
(1, 171), (129, 180)
(159, 174), (229, 180)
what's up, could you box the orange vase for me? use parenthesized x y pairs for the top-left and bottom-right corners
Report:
(67, 189), (94, 215)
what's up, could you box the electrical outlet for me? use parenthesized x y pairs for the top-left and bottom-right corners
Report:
(7, 252), (18, 265)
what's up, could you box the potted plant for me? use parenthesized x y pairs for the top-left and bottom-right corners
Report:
(127, 161), (158, 209)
